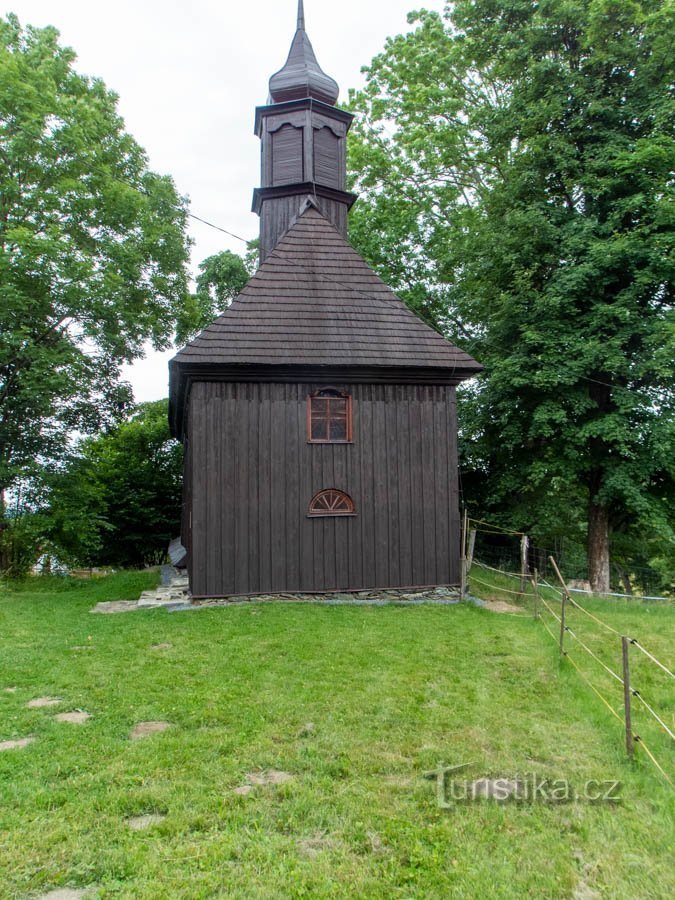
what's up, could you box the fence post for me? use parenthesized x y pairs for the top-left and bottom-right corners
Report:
(467, 528), (477, 573)
(549, 556), (569, 658)
(460, 510), (468, 598)
(520, 534), (529, 595)
(532, 568), (540, 620)
(622, 636), (634, 759)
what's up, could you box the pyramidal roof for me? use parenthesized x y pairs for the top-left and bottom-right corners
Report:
(171, 204), (482, 374)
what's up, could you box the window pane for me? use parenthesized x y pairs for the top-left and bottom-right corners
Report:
(330, 417), (347, 441)
(311, 417), (328, 441)
(312, 398), (329, 417)
(330, 398), (347, 417)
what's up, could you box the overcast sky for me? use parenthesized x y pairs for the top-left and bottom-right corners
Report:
(5, 0), (444, 402)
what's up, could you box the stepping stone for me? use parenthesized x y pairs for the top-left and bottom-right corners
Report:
(233, 784), (253, 796)
(91, 600), (138, 614)
(129, 721), (172, 740)
(55, 711), (91, 725)
(38, 891), (91, 899)
(245, 770), (293, 786)
(297, 722), (316, 737)
(27, 697), (63, 709)
(3, 687), (17, 693)
(0, 736), (35, 751)
(71, 646), (95, 652)
(151, 643), (173, 651)
(126, 814), (166, 831)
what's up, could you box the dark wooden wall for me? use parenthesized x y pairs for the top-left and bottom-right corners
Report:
(186, 381), (461, 597)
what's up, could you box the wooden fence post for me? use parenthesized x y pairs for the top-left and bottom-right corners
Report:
(622, 636), (634, 759)
(467, 528), (477, 573)
(549, 556), (569, 658)
(531, 568), (540, 620)
(460, 510), (468, 598)
(520, 534), (529, 595)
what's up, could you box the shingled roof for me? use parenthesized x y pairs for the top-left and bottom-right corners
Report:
(171, 204), (481, 373)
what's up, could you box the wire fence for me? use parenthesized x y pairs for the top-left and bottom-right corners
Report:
(461, 513), (674, 789)
(466, 518), (671, 599)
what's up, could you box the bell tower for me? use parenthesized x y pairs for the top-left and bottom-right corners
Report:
(252, 0), (356, 263)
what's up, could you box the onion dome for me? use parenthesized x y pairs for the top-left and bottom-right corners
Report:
(268, 1), (340, 106)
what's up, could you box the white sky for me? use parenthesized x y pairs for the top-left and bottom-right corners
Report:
(5, 0), (443, 402)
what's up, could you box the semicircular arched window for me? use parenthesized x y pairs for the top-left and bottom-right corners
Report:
(308, 489), (355, 517)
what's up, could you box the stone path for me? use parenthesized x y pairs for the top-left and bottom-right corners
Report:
(91, 570), (465, 614)
(27, 697), (63, 709)
(91, 569), (476, 616)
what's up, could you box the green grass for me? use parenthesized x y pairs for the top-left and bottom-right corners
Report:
(0, 572), (673, 898)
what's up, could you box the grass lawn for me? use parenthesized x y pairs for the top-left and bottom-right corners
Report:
(0, 571), (673, 898)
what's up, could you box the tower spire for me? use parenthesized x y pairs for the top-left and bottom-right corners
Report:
(268, 0), (339, 106)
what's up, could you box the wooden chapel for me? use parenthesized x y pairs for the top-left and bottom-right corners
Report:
(169, 1), (482, 598)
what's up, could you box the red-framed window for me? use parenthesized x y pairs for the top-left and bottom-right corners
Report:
(307, 389), (352, 443)
(308, 489), (355, 517)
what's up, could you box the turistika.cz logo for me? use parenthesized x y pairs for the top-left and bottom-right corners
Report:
(427, 764), (622, 807)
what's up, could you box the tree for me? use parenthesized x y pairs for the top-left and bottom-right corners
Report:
(348, 0), (674, 591)
(46, 401), (183, 568)
(175, 248), (253, 344)
(0, 16), (191, 520)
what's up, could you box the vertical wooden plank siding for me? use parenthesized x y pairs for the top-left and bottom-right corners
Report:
(187, 382), (461, 597)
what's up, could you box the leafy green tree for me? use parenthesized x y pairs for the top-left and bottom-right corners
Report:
(0, 15), (191, 524)
(348, 0), (674, 591)
(176, 248), (252, 344)
(46, 401), (182, 568)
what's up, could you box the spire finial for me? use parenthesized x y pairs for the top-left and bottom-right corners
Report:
(297, 0), (305, 30)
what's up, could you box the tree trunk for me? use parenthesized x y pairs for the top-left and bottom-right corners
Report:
(588, 501), (610, 594)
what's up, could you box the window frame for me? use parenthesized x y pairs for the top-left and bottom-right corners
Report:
(307, 489), (356, 518)
(307, 389), (353, 444)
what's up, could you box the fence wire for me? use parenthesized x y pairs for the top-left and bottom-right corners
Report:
(468, 531), (674, 789)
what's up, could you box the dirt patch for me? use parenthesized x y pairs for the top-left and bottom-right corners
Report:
(482, 600), (524, 614)
(91, 600), (138, 614)
(0, 736), (35, 751)
(297, 722), (316, 737)
(38, 891), (93, 900)
(127, 814), (166, 831)
(55, 711), (91, 725)
(27, 697), (63, 709)
(235, 770), (294, 794)
(129, 721), (172, 740)
(573, 883), (601, 900)
(298, 832), (340, 857)
(246, 770), (293, 786)
(71, 646), (95, 652)
(151, 643), (173, 651)
(3, 687), (18, 694)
